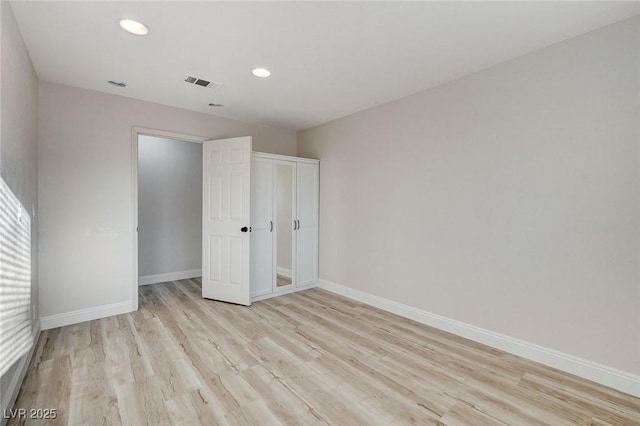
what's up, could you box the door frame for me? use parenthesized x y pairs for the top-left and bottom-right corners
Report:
(131, 126), (207, 311)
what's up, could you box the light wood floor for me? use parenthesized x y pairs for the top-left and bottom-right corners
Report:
(10, 279), (640, 425)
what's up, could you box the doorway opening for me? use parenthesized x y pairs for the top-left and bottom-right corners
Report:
(131, 128), (206, 310)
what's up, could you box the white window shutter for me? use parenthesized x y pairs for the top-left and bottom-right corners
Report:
(0, 176), (32, 376)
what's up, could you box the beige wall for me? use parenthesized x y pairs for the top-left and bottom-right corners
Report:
(0, 0), (39, 417)
(298, 17), (640, 375)
(138, 135), (202, 278)
(38, 81), (296, 318)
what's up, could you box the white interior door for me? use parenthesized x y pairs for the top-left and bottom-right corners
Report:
(202, 136), (252, 305)
(296, 162), (319, 286)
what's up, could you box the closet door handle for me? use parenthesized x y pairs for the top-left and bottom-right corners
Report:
(295, 220), (300, 230)
(241, 226), (248, 232)
(270, 221), (273, 232)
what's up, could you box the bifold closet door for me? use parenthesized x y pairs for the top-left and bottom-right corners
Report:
(295, 162), (319, 286)
(250, 157), (274, 297)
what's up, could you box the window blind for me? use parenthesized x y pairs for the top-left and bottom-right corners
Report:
(0, 176), (31, 377)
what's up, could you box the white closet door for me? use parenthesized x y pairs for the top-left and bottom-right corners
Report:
(296, 162), (319, 286)
(250, 157), (274, 297)
(202, 136), (252, 305)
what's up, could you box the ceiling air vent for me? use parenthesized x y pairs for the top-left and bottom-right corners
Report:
(185, 75), (223, 90)
(107, 80), (127, 88)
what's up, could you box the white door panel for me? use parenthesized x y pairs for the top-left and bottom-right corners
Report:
(250, 157), (274, 297)
(202, 136), (252, 305)
(296, 162), (319, 287)
(207, 235), (222, 282)
(297, 227), (317, 285)
(297, 164), (318, 224)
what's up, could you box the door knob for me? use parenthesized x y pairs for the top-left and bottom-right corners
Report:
(241, 226), (248, 232)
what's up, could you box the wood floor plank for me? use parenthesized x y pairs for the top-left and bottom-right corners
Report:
(438, 401), (510, 426)
(8, 279), (640, 425)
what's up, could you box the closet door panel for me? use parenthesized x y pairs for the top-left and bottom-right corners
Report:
(250, 158), (273, 297)
(297, 226), (317, 285)
(296, 162), (319, 286)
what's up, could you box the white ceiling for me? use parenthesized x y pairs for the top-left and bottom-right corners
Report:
(10, 1), (639, 131)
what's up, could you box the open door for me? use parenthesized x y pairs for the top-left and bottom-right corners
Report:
(202, 136), (252, 305)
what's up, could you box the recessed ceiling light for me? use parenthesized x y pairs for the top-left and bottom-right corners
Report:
(119, 19), (149, 36)
(252, 68), (271, 78)
(107, 80), (127, 88)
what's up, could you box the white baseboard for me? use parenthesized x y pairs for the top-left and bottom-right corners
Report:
(1, 321), (40, 426)
(317, 279), (640, 397)
(276, 266), (292, 279)
(138, 269), (202, 286)
(40, 301), (131, 330)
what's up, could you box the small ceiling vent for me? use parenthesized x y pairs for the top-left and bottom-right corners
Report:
(185, 75), (223, 90)
(107, 80), (127, 88)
